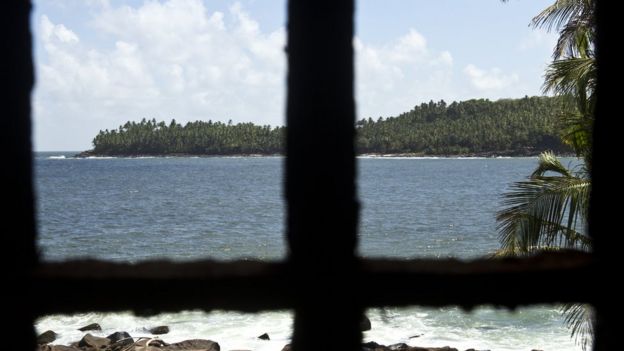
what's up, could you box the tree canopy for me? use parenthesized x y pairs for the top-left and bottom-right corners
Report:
(88, 95), (572, 156)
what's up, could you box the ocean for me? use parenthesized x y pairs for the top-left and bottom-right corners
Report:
(34, 152), (584, 351)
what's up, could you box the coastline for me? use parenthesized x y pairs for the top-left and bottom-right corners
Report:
(73, 149), (575, 159)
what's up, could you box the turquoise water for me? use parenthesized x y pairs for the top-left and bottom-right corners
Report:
(34, 153), (583, 350)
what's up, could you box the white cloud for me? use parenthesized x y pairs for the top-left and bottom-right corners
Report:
(40, 15), (79, 44)
(463, 64), (519, 91)
(34, 1), (286, 150)
(355, 29), (454, 119)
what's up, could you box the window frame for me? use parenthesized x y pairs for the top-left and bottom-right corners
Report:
(4, 1), (614, 350)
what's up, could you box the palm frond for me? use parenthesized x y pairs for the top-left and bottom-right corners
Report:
(530, 0), (594, 59)
(561, 303), (594, 351)
(554, 17), (594, 59)
(496, 159), (591, 255)
(531, 151), (573, 177)
(531, 0), (587, 32)
(558, 110), (593, 164)
(543, 57), (596, 97)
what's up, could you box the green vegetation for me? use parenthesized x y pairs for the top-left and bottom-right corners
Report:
(91, 119), (284, 156)
(89, 96), (571, 156)
(496, 0), (595, 349)
(356, 96), (571, 155)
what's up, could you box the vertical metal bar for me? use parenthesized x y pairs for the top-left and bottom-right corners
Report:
(591, 2), (617, 350)
(286, 0), (361, 350)
(1, 1), (37, 349)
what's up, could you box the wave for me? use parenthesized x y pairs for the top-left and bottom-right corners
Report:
(48, 155), (67, 159)
(35, 306), (581, 351)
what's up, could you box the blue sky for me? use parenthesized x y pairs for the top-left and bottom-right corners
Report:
(33, 0), (557, 151)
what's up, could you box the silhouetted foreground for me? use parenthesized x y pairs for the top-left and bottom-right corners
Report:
(81, 96), (571, 157)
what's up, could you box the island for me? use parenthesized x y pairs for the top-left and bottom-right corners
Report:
(78, 96), (572, 158)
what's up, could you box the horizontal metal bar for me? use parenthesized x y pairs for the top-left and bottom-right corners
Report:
(32, 251), (593, 316)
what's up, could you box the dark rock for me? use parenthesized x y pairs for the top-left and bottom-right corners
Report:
(78, 333), (111, 349)
(408, 347), (458, 351)
(281, 344), (291, 351)
(74, 150), (95, 158)
(78, 323), (102, 332)
(37, 346), (82, 351)
(360, 315), (372, 331)
(148, 326), (170, 335)
(389, 343), (409, 350)
(408, 334), (422, 339)
(162, 339), (220, 351)
(37, 330), (57, 345)
(106, 331), (134, 348)
(257, 333), (270, 340)
(135, 338), (168, 348)
(362, 341), (388, 351)
(54, 347), (82, 351)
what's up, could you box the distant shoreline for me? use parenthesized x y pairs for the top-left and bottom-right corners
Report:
(73, 149), (575, 159)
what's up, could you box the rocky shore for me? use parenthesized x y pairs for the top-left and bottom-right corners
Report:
(36, 322), (544, 351)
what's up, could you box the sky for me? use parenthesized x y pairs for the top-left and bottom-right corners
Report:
(32, 0), (558, 151)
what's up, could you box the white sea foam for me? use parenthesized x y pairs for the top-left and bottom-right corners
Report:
(35, 307), (583, 351)
(36, 310), (293, 351)
(48, 155), (66, 159)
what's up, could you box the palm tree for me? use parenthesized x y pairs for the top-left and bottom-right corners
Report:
(496, 0), (595, 349)
(536, 0), (596, 168)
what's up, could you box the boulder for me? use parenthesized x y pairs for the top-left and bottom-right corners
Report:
(162, 339), (220, 351)
(362, 341), (387, 351)
(388, 343), (409, 350)
(257, 333), (270, 340)
(37, 330), (58, 345)
(78, 323), (102, 332)
(106, 331), (134, 349)
(37, 346), (82, 351)
(134, 338), (168, 351)
(54, 347), (82, 351)
(281, 344), (291, 351)
(106, 332), (134, 344)
(135, 338), (167, 348)
(148, 326), (170, 335)
(360, 315), (372, 331)
(78, 333), (111, 349)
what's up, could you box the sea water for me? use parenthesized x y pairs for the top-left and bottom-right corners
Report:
(34, 153), (583, 350)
